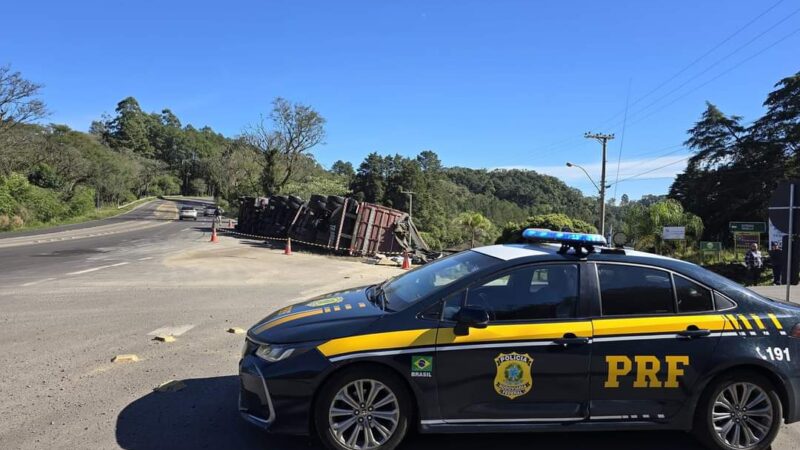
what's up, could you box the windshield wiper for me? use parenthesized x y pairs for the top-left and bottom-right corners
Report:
(369, 282), (390, 311)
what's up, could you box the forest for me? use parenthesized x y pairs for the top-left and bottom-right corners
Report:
(1, 64), (798, 252)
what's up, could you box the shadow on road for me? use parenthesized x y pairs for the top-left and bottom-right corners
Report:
(116, 375), (705, 450)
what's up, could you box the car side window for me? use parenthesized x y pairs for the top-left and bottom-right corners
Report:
(674, 275), (714, 313)
(465, 264), (579, 321)
(599, 265), (674, 316)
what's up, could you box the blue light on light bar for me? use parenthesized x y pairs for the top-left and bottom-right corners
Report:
(522, 228), (607, 246)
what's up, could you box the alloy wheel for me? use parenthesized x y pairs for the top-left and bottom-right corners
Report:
(328, 379), (400, 450)
(712, 382), (774, 449)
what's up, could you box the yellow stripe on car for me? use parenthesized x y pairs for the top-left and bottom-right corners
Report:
(252, 309), (324, 334)
(593, 315), (727, 336)
(737, 315), (753, 330)
(725, 314), (740, 329)
(318, 329), (438, 357)
(436, 321), (592, 345)
(750, 314), (766, 330)
(767, 313), (784, 330)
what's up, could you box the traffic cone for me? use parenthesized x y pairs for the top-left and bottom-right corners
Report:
(401, 251), (411, 270)
(284, 238), (292, 255)
(210, 224), (219, 243)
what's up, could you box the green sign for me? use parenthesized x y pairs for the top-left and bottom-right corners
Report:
(700, 241), (722, 252)
(729, 222), (766, 233)
(411, 355), (433, 378)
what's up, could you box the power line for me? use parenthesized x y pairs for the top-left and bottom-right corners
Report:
(628, 24), (800, 127)
(612, 79), (632, 202)
(622, 5), (800, 125)
(611, 155), (692, 185)
(592, 0), (789, 129)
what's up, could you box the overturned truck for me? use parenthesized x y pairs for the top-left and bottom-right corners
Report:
(236, 195), (432, 258)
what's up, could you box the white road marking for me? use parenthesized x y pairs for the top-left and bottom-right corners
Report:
(138, 256), (153, 261)
(147, 324), (195, 337)
(66, 262), (129, 275)
(20, 278), (56, 287)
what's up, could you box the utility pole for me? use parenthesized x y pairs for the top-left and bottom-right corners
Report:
(584, 132), (615, 237)
(401, 190), (415, 220)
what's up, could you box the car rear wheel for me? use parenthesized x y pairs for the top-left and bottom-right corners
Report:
(315, 367), (411, 450)
(694, 372), (782, 450)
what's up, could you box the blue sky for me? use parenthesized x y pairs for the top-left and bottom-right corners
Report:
(2, 0), (798, 199)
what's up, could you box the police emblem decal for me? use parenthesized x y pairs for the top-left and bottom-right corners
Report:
(494, 353), (533, 399)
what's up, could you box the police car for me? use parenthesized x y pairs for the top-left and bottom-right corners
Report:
(239, 229), (800, 450)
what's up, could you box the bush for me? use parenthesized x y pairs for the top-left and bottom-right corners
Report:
(10, 215), (24, 229)
(495, 213), (598, 244)
(68, 187), (96, 217)
(0, 214), (9, 231)
(24, 187), (64, 223)
(154, 174), (180, 196)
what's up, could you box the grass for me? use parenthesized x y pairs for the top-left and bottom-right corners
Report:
(0, 196), (156, 235)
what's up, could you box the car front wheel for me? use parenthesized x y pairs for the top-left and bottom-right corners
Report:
(694, 371), (782, 450)
(315, 367), (411, 450)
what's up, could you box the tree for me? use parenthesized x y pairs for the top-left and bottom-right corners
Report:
(0, 65), (47, 137)
(244, 97), (326, 195)
(104, 97), (155, 157)
(330, 160), (354, 178)
(495, 213), (597, 244)
(350, 152), (387, 202)
(622, 199), (703, 254)
(456, 211), (493, 248)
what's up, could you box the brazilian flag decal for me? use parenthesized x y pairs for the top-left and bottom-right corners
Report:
(411, 356), (433, 377)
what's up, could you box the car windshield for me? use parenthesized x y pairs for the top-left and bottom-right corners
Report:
(380, 250), (501, 311)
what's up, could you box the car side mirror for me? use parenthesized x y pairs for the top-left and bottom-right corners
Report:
(453, 307), (489, 336)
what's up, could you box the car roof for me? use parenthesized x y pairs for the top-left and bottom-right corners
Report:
(474, 243), (677, 265)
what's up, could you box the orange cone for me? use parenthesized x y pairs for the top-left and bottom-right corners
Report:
(401, 251), (411, 270)
(284, 238), (292, 255)
(210, 224), (219, 243)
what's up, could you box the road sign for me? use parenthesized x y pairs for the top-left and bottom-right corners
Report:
(769, 181), (800, 234)
(734, 232), (760, 249)
(700, 241), (722, 252)
(729, 222), (766, 233)
(662, 226), (685, 240)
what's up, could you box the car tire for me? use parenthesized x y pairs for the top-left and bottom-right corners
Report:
(693, 371), (782, 450)
(315, 367), (412, 450)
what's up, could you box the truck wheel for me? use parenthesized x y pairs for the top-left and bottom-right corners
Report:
(315, 367), (411, 450)
(694, 371), (782, 450)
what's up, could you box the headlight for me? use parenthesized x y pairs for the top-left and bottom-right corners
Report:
(255, 344), (295, 362)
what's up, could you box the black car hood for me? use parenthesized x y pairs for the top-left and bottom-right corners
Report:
(247, 286), (384, 344)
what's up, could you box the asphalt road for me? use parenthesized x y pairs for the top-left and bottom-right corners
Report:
(0, 206), (799, 450)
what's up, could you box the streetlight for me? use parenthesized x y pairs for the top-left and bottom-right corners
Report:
(400, 190), (415, 220)
(566, 162), (611, 235)
(566, 162), (602, 193)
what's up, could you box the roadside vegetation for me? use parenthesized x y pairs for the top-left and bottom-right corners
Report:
(1, 63), (798, 259)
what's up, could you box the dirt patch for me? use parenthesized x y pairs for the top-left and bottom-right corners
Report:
(162, 239), (403, 289)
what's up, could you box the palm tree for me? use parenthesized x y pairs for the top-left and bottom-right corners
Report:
(456, 212), (493, 248)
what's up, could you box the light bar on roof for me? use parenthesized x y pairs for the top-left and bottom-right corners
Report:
(522, 228), (607, 246)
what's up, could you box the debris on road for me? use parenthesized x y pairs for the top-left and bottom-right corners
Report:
(227, 327), (245, 334)
(152, 335), (176, 343)
(153, 379), (186, 393)
(111, 354), (139, 363)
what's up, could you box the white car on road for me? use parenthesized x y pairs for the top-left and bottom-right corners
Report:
(179, 206), (198, 221)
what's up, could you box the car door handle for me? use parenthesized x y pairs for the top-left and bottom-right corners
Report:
(553, 333), (590, 346)
(677, 327), (711, 339)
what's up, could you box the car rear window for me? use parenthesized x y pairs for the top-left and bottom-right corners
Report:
(598, 264), (675, 316)
(674, 275), (714, 313)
